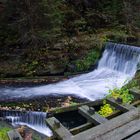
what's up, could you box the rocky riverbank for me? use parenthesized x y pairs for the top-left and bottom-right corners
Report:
(1, 30), (139, 80)
(0, 94), (88, 112)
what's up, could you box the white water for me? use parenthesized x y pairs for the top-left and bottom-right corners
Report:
(1, 43), (140, 101)
(4, 111), (52, 136)
(1, 42), (140, 136)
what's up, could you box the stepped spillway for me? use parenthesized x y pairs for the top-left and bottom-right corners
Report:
(0, 110), (52, 136)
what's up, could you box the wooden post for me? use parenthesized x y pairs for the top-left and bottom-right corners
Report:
(78, 105), (108, 125)
(129, 88), (140, 98)
(46, 117), (73, 140)
(7, 130), (23, 140)
(73, 108), (140, 140)
(106, 98), (136, 112)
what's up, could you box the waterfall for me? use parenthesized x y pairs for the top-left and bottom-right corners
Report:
(0, 110), (52, 136)
(98, 42), (140, 74)
(0, 42), (139, 101)
(0, 42), (140, 136)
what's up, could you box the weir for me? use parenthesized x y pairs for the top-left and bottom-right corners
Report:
(0, 43), (140, 101)
(99, 42), (140, 74)
(0, 110), (52, 136)
(0, 42), (140, 136)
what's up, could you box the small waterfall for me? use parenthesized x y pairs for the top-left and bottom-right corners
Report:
(0, 110), (52, 136)
(0, 43), (140, 136)
(0, 43), (140, 101)
(98, 42), (140, 75)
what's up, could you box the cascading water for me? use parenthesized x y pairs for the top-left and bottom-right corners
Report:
(0, 42), (140, 136)
(0, 110), (52, 136)
(0, 42), (139, 100)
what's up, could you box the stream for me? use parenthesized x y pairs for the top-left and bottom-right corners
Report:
(0, 42), (140, 136)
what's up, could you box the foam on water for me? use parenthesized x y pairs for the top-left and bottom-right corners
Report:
(1, 42), (140, 136)
(0, 42), (140, 100)
(4, 111), (52, 136)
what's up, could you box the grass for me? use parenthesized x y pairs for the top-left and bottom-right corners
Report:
(0, 122), (12, 140)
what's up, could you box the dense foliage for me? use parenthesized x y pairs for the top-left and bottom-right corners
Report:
(0, 0), (140, 77)
(108, 88), (134, 104)
(98, 87), (134, 117)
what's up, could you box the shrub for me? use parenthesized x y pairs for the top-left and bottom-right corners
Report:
(108, 87), (134, 104)
(98, 82), (136, 117)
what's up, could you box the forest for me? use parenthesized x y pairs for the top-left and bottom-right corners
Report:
(0, 0), (140, 78)
(0, 1), (140, 140)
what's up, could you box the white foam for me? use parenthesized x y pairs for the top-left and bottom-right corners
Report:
(1, 43), (140, 136)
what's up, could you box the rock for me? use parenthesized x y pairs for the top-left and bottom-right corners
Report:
(127, 36), (139, 44)
(36, 69), (50, 76)
(48, 63), (65, 75)
(7, 129), (23, 140)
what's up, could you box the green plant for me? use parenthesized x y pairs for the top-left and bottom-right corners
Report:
(98, 80), (136, 117)
(69, 101), (78, 106)
(123, 80), (138, 90)
(0, 127), (11, 140)
(75, 49), (100, 71)
(98, 101), (114, 117)
(108, 87), (134, 104)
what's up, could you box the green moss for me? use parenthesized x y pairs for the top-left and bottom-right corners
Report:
(0, 128), (10, 140)
(0, 127), (11, 140)
(74, 49), (100, 72)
